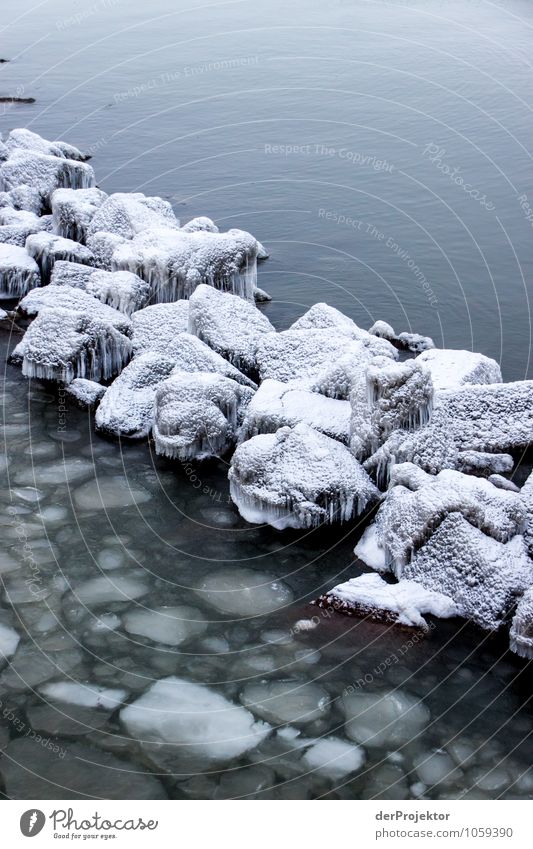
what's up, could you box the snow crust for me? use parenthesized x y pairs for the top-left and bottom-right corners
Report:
(416, 348), (502, 391)
(131, 301), (190, 354)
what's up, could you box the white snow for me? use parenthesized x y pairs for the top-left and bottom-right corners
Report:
(39, 681), (127, 710)
(87, 192), (180, 240)
(292, 304), (397, 358)
(0, 243), (40, 298)
(416, 348), (502, 390)
(51, 187), (107, 242)
(65, 378), (106, 407)
(131, 301), (190, 355)
(369, 319), (434, 353)
(51, 260), (149, 315)
(17, 283), (132, 334)
(354, 523), (388, 572)
(0, 149), (94, 204)
(4, 128), (90, 162)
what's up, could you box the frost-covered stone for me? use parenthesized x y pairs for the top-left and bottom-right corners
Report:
(241, 680), (330, 726)
(343, 690), (429, 747)
(292, 304), (396, 358)
(121, 677), (270, 766)
(195, 568), (293, 616)
(253, 286), (272, 302)
(132, 301), (189, 354)
(240, 378), (351, 443)
(0, 243), (40, 298)
(510, 588), (533, 659)
(315, 572), (458, 629)
(0, 149), (95, 206)
(0, 183), (43, 214)
(51, 187), (107, 242)
(12, 307), (132, 383)
(123, 605), (207, 646)
(154, 372), (254, 461)
(0, 207), (51, 246)
(86, 230), (128, 270)
(404, 513), (533, 630)
(368, 319), (434, 353)
(113, 227), (259, 302)
(4, 128), (90, 162)
(189, 284), (274, 372)
(65, 378), (106, 408)
(87, 192), (179, 240)
(229, 423), (380, 530)
(17, 283), (132, 335)
(301, 737), (365, 779)
(181, 215), (218, 233)
(51, 261), (149, 315)
(365, 381), (533, 479)
(520, 470), (533, 558)
(39, 681), (127, 710)
(416, 348), (502, 390)
(25, 232), (94, 282)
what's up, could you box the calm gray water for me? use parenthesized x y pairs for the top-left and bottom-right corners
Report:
(0, 0), (532, 800)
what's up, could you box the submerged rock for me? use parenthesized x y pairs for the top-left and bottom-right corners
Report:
(0, 243), (40, 298)
(73, 476), (152, 510)
(0, 621), (20, 660)
(39, 680), (128, 710)
(73, 575), (148, 606)
(229, 423), (380, 530)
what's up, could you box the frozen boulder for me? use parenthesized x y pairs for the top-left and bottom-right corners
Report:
(343, 690), (429, 747)
(195, 567), (293, 616)
(365, 381), (533, 480)
(0, 183), (43, 214)
(404, 512), (533, 631)
(51, 261), (149, 315)
(87, 192), (179, 240)
(368, 319), (434, 353)
(4, 128), (90, 162)
(113, 226), (260, 302)
(0, 207), (52, 246)
(86, 230), (129, 270)
(181, 215), (218, 233)
(510, 588), (533, 659)
(520, 470), (533, 558)
(95, 353), (177, 438)
(153, 371), (254, 461)
(132, 301), (190, 354)
(17, 283), (132, 335)
(12, 307), (132, 383)
(120, 677), (270, 767)
(65, 378), (106, 408)
(239, 378), (351, 443)
(229, 423), (380, 530)
(0, 243), (40, 298)
(292, 304), (397, 358)
(315, 572), (458, 630)
(240, 680), (330, 726)
(253, 286), (272, 302)
(0, 149), (94, 206)
(416, 348), (502, 391)
(51, 187), (107, 242)
(25, 232), (94, 282)
(189, 284), (274, 373)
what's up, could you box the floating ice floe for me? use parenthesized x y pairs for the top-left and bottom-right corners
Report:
(0, 207), (52, 246)
(73, 475), (152, 510)
(38, 680), (128, 710)
(25, 232), (94, 282)
(0, 621), (20, 660)
(368, 319), (434, 353)
(131, 301), (190, 354)
(51, 260), (149, 315)
(509, 587), (533, 659)
(17, 283), (132, 335)
(415, 348), (502, 391)
(87, 191), (180, 240)
(73, 575), (148, 605)
(189, 284), (274, 372)
(343, 689), (429, 748)
(121, 677), (270, 767)
(0, 149), (95, 207)
(123, 604), (207, 646)
(315, 572), (458, 630)
(195, 568), (293, 616)
(0, 243), (40, 298)
(51, 187), (107, 242)
(229, 423), (380, 529)
(365, 381), (533, 480)
(154, 371), (254, 461)
(240, 679), (330, 726)
(239, 378), (351, 443)
(113, 227), (260, 302)
(65, 378), (106, 408)
(301, 737), (366, 779)
(11, 306), (133, 383)
(4, 128), (91, 162)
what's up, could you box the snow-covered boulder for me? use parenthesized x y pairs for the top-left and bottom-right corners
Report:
(181, 216), (218, 233)
(0, 150), (94, 206)
(95, 353), (177, 438)
(229, 423), (380, 530)
(154, 372), (254, 461)
(416, 348), (502, 391)
(25, 232), (94, 282)
(315, 572), (458, 630)
(368, 319), (434, 353)
(365, 381), (533, 480)
(50, 261), (149, 315)
(132, 301), (189, 354)
(510, 588), (533, 659)
(113, 226), (260, 302)
(4, 128), (90, 162)
(86, 230), (128, 270)
(17, 284), (132, 335)
(292, 304), (397, 358)
(0, 244), (40, 298)
(239, 378), (351, 443)
(0, 208), (52, 246)
(51, 187), (107, 242)
(521, 470), (533, 558)
(65, 378), (106, 408)
(120, 677), (270, 768)
(12, 306), (132, 383)
(0, 183), (43, 214)
(189, 284), (274, 373)
(87, 192), (179, 240)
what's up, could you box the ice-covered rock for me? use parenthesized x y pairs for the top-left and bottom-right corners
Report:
(368, 319), (434, 353)
(488, 474), (520, 492)
(4, 128), (90, 162)
(0, 622), (20, 660)
(404, 513), (533, 630)
(520, 470), (533, 558)
(343, 690), (429, 747)
(95, 353), (176, 438)
(241, 680), (330, 726)
(12, 307), (132, 383)
(154, 371), (254, 461)
(189, 284), (274, 372)
(121, 677), (270, 766)
(229, 423), (380, 530)
(239, 378), (351, 443)
(292, 304), (397, 358)
(51, 187), (107, 242)
(123, 605), (207, 646)
(131, 301), (189, 354)
(315, 572), (458, 629)
(51, 261), (149, 315)
(0, 183), (44, 214)
(181, 215), (218, 233)
(86, 230), (128, 270)
(17, 283), (132, 335)
(0, 149), (95, 206)
(253, 286), (272, 302)
(25, 232), (94, 282)
(87, 192), (179, 240)
(0, 243), (40, 298)
(65, 378), (106, 408)
(113, 227), (259, 302)
(39, 681), (127, 710)
(365, 381), (533, 480)
(509, 588), (533, 659)
(0, 207), (52, 246)
(195, 567), (293, 616)
(301, 737), (366, 779)
(416, 348), (502, 390)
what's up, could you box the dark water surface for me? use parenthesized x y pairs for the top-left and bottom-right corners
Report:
(0, 0), (532, 799)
